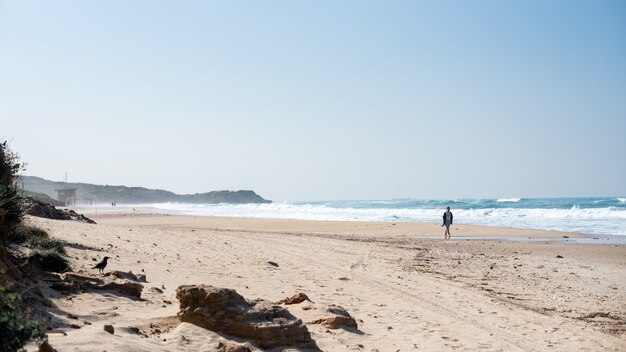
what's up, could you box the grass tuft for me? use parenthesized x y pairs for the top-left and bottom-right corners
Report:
(8, 225), (71, 272)
(8, 225), (66, 254)
(28, 250), (71, 273)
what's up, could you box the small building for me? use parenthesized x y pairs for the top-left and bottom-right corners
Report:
(55, 188), (77, 206)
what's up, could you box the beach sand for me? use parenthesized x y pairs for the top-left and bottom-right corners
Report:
(25, 213), (625, 351)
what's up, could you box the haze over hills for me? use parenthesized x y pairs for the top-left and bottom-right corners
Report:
(21, 176), (271, 204)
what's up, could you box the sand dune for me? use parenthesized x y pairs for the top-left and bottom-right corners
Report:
(25, 214), (625, 351)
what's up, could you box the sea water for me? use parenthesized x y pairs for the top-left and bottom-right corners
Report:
(142, 197), (626, 237)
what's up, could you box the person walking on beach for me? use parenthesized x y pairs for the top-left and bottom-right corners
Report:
(442, 206), (453, 239)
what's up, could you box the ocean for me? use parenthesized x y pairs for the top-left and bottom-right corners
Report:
(142, 197), (626, 237)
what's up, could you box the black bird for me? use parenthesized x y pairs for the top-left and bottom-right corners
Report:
(92, 256), (110, 274)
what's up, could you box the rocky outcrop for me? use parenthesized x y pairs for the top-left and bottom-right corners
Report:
(21, 190), (65, 207)
(63, 209), (96, 224)
(23, 198), (96, 224)
(23, 199), (70, 220)
(177, 190), (271, 204)
(50, 272), (143, 298)
(176, 285), (316, 350)
(309, 305), (358, 330)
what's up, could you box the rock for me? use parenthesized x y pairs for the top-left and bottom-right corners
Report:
(217, 341), (252, 352)
(176, 285), (316, 349)
(150, 287), (164, 294)
(103, 324), (114, 334)
(277, 292), (313, 305)
(62, 273), (104, 285)
(49, 282), (77, 292)
(38, 340), (57, 352)
(121, 326), (146, 337)
(23, 198), (96, 223)
(107, 270), (147, 282)
(23, 200), (71, 220)
(309, 305), (358, 330)
(57, 273), (143, 298)
(99, 280), (143, 298)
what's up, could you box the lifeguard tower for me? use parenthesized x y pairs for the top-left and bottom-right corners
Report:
(55, 188), (77, 206)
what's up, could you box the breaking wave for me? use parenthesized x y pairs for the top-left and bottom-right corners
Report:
(143, 199), (626, 237)
(496, 198), (522, 203)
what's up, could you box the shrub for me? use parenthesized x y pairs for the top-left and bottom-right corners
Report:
(0, 141), (24, 242)
(7, 225), (47, 244)
(28, 250), (71, 273)
(7, 225), (66, 255)
(0, 271), (46, 351)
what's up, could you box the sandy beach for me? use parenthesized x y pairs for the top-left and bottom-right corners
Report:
(26, 213), (626, 351)
(5, 1), (625, 351)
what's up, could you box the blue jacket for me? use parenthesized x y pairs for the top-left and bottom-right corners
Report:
(443, 211), (453, 225)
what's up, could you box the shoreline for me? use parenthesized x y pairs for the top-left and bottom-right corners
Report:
(67, 197), (626, 239)
(76, 205), (598, 240)
(86, 211), (626, 245)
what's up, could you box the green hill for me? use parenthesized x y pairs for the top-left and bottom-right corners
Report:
(21, 176), (271, 205)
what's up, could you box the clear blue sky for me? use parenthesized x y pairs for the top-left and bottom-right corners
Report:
(1, 1), (625, 200)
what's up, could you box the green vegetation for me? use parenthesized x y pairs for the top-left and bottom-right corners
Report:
(8, 225), (66, 255)
(0, 141), (55, 350)
(22, 175), (272, 204)
(27, 250), (71, 273)
(7, 225), (70, 273)
(0, 270), (46, 351)
(0, 141), (24, 242)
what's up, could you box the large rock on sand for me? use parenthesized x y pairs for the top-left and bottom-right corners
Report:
(176, 285), (316, 349)
(309, 305), (358, 330)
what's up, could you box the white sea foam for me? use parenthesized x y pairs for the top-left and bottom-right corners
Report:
(496, 198), (522, 203)
(139, 202), (626, 237)
(618, 198), (626, 203)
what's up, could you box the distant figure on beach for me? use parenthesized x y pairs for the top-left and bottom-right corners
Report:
(441, 207), (453, 239)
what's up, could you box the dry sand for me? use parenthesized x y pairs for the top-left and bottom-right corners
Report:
(25, 213), (625, 351)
